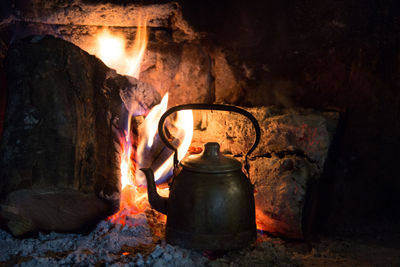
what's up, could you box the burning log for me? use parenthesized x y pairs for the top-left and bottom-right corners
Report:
(0, 35), (160, 236)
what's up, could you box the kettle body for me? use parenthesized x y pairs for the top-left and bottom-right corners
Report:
(167, 143), (256, 250)
(141, 104), (261, 250)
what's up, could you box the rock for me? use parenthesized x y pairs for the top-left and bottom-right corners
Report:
(191, 106), (339, 239)
(140, 42), (213, 106)
(0, 35), (160, 236)
(162, 252), (172, 261)
(250, 155), (320, 239)
(2, 1), (177, 28)
(212, 48), (244, 104)
(1, 2), (199, 57)
(169, 43), (212, 105)
(192, 106), (339, 168)
(150, 245), (163, 259)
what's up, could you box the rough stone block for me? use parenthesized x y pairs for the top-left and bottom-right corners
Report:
(140, 42), (213, 106)
(191, 106), (339, 239)
(250, 155), (319, 239)
(213, 49), (243, 104)
(192, 106), (339, 168)
(3, 1), (177, 28)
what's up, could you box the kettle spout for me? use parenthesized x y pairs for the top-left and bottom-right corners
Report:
(140, 168), (168, 215)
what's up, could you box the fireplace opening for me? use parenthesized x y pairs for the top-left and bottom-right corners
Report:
(0, 0), (399, 266)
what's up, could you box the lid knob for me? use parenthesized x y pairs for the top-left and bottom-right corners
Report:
(203, 142), (220, 158)
(180, 141), (241, 173)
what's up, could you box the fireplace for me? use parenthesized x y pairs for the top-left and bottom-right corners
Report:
(0, 0), (399, 266)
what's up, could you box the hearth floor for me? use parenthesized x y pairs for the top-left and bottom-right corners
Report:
(1, 210), (399, 266)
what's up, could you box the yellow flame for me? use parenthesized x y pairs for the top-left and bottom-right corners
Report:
(135, 93), (193, 185)
(127, 16), (148, 78)
(153, 108), (193, 181)
(94, 17), (147, 78)
(94, 17), (149, 193)
(96, 30), (125, 70)
(119, 132), (134, 189)
(141, 93), (169, 149)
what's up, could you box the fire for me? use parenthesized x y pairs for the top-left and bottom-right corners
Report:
(111, 92), (193, 225)
(93, 15), (147, 77)
(96, 30), (125, 71)
(92, 15), (193, 226)
(135, 93), (193, 185)
(139, 93), (169, 150)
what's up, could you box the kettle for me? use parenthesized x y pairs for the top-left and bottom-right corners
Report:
(141, 104), (260, 250)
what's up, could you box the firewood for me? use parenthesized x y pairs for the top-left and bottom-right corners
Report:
(0, 35), (160, 236)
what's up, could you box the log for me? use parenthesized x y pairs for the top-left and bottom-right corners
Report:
(0, 35), (160, 236)
(1, 189), (110, 236)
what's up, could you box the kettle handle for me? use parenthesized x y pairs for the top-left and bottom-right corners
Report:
(158, 104), (261, 176)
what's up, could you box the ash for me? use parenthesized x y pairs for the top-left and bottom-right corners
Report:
(0, 209), (297, 266)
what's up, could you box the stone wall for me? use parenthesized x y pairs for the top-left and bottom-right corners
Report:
(191, 107), (339, 238)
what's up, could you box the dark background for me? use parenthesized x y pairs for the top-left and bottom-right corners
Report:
(177, 0), (400, 233)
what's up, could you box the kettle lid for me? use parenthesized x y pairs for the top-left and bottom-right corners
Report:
(180, 142), (242, 173)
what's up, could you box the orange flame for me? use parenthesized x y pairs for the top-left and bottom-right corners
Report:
(135, 93), (193, 186)
(94, 16), (148, 77)
(93, 15), (193, 226)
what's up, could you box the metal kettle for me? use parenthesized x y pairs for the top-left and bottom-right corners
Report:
(141, 104), (260, 250)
